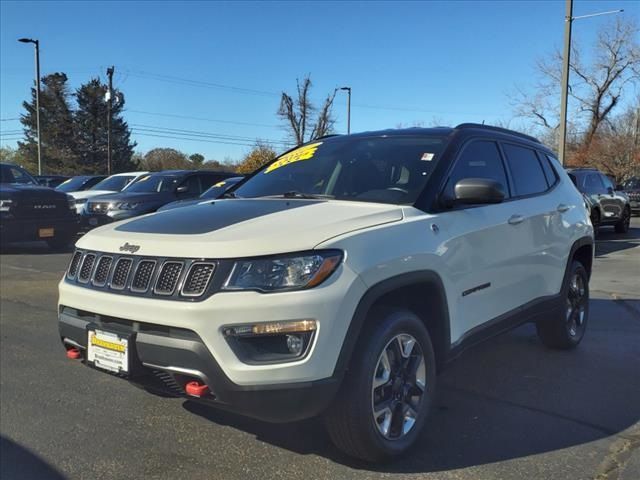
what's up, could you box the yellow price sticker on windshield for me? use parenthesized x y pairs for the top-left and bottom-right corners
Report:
(213, 181), (226, 187)
(264, 142), (322, 174)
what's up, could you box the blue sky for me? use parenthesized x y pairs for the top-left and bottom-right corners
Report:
(1, 0), (638, 162)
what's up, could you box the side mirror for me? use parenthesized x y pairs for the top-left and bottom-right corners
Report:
(607, 186), (614, 194)
(452, 178), (505, 206)
(176, 185), (189, 194)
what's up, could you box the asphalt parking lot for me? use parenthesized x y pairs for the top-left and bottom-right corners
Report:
(1, 220), (639, 480)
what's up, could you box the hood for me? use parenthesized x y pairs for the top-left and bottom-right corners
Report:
(89, 191), (175, 203)
(71, 190), (117, 201)
(77, 198), (403, 258)
(1, 183), (69, 199)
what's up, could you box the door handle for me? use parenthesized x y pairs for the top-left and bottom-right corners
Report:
(557, 204), (570, 213)
(508, 214), (525, 225)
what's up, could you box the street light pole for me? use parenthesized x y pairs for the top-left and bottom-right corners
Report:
(18, 38), (42, 175)
(340, 87), (351, 134)
(558, 2), (623, 166)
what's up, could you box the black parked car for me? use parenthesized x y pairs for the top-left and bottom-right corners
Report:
(35, 175), (71, 188)
(157, 176), (244, 212)
(567, 167), (631, 234)
(56, 175), (106, 193)
(82, 170), (236, 229)
(622, 177), (640, 215)
(1, 163), (79, 249)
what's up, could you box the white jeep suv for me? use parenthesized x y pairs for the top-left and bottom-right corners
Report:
(58, 124), (593, 462)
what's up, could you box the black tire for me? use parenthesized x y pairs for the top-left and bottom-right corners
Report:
(536, 260), (589, 349)
(46, 234), (75, 251)
(324, 308), (436, 462)
(614, 207), (631, 234)
(591, 209), (601, 237)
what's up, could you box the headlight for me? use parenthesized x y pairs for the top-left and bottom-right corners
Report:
(116, 202), (141, 210)
(74, 198), (87, 205)
(0, 199), (13, 212)
(66, 195), (75, 211)
(222, 250), (343, 292)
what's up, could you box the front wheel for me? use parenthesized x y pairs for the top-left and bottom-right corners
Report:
(324, 308), (436, 462)
(614, 207), (631, 233)
(536, 260), (589, 349)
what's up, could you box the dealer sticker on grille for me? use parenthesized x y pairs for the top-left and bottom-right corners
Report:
(87, 329), (129, 373)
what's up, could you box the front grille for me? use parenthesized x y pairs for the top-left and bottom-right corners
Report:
(68, 251), (83, 278)
(65, 249), (218, 300)
(111, 258), (133, 289)
(92, 256), (113, 286)
(131, 260), (156, 292)
(181, 263), (215, 297)
(154, 262), (184, 295)
(88, 201), (110, 214)
(78, 254), (96, 283)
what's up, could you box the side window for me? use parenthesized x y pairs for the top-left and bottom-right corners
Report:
(179, 176), (201, 194)
(583, 174), (605, 194)
(502, 143), (548, 196)
(444, 140), (509, 200)
(199, 174), (224, 190)
(537, 152), (558, 188)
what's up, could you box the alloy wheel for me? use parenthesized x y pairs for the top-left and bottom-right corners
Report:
(566, 273), (587, 337)
(371, 333), (426, 440)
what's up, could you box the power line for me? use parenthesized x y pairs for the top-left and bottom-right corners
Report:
(131, 131), (284, 149)
(126, 109), (280, 129)
(130, 124), (290, 145)
(0, 118), (20, 122)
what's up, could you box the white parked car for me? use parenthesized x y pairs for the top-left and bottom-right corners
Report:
(69, 171), (149, 214)
(58, 124), (593, 462)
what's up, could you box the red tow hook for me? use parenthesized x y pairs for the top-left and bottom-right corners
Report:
(185, 381), (210, 397)
(66, 347), (82, 359)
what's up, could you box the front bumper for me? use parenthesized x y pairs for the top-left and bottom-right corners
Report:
(0, 215), (79, 243)
(58, 264), (366, 420)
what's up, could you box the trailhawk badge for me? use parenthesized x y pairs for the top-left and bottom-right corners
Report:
(119, 242), (140, 254)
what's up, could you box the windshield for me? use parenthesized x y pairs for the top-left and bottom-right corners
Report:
(125, 174), (180, 193)
(0, 164), (37, 184)
(90, 175), (136, 192)
(233, 136), (446, 204)
(623, 177), (640, 189)
(200, 178), (242, 199)
(56, 176), (91, 192)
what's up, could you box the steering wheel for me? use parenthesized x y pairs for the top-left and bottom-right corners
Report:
(386, 187), (409, 194)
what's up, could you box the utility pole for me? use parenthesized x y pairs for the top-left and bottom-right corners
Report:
(558, 0), (573, 166)
(18, 38), (42, 175)
(106, 66), (114, 176)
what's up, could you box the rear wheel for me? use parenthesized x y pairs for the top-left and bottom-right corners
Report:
(614, 207), (631, 233)
(324, 308), (436, 462)
(536, 260), (589, 349)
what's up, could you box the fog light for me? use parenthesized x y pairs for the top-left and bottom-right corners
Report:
(286, 334), (304, 355)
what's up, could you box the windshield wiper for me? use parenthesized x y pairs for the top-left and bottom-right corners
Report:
(281, 191), (334, 199)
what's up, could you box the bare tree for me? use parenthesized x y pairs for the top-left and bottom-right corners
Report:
(512, 17), (640, 150)
(278, 75), (336, 146)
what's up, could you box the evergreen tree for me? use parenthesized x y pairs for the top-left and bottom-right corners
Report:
(74, 78), (137, 174)
(18, 73), (77, 174)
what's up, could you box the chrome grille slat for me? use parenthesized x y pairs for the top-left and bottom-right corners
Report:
(110, 258), (133, 290)
(154, 261), (184, 296)
(67, 251), (83, 278)
(92, 256), (113, 287)
(78, 254), (96, 283)
(181, 263), (215, 297)
(131, 260), (157, 293)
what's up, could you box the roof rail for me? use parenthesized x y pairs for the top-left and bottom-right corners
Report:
(455, 123), (541, 144)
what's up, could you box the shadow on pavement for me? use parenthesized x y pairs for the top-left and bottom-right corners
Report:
(0, 436), (66, 480)
(595, 223), (639, 257)
(184, 298), (640, 473)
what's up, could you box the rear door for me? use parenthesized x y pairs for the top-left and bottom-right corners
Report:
(501, 143), (567, 302)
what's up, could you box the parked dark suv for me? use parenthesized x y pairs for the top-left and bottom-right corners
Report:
(82, 170), (236, 229)
(622, 176), (640, 215)
(1, 163), (79, 249)
(567, 168), (631, 234)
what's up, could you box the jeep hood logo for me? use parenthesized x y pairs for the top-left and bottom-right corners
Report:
(119, 242), (140, 253)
